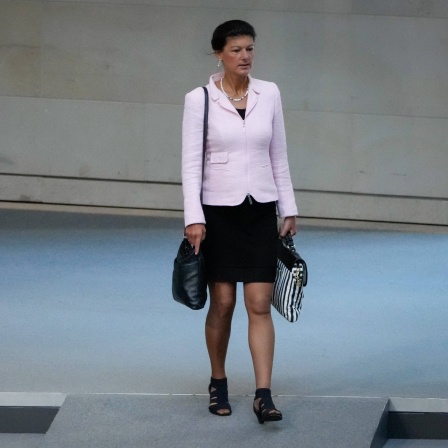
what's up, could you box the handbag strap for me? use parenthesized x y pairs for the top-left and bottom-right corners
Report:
(200, 86), (209, 203)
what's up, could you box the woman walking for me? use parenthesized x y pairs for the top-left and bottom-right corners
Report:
(182, 20), (298, 423)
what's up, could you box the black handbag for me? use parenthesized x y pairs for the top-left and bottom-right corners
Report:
(172, 237), (207, 310)
(172, 87), (208, 310)
(272, 234), (308, 322)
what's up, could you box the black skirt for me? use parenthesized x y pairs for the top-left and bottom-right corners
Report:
(201, 196), (278, 283)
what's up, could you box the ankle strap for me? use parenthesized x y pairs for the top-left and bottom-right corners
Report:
(255, 388), (271, 399)
(210, 377), (228, 387)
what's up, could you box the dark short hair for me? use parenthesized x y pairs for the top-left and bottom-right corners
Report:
(211, 20), (256, 52)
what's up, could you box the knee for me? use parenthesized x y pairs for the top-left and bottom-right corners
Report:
(210, 296), (235, 319)
(246, 297), (271, 318)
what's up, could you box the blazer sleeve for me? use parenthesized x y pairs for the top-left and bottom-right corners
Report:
(182, 87), (207, 227)
(269, 85), (298, 217)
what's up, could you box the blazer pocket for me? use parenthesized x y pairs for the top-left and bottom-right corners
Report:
(209, 152), (229, 170)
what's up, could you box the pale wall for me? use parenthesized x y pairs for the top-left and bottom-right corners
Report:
(1, 0), (447, 224)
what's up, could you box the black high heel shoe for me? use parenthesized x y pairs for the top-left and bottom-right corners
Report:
(208, 377), (232, 416)
(253, 388), (282, 424)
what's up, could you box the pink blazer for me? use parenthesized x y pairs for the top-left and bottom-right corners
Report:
(182, 73), (298, 227)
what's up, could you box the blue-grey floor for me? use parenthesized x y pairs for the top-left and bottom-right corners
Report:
(1, 209), (447, 398)
(1, 208), (448, 447)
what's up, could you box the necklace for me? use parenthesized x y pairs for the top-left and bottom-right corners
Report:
(220, 78), (249, 102)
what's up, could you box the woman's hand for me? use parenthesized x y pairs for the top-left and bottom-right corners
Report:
(185, 223), (206, 255)
(279, 216), (297, 237)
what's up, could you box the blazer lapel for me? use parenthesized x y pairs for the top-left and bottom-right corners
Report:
(246, 79), (260, 117)
(216, 95), (238, 114)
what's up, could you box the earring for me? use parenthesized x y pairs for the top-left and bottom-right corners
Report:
(217, 59), (223, 68)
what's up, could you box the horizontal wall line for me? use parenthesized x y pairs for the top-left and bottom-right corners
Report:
(1, 172), (446, 202)
(1, 95), (447, 121)
(0, 172), (178, 187)
(0, 199), (183, 215)
(40, 1), (448, 21)
(1, 202), (447, 231)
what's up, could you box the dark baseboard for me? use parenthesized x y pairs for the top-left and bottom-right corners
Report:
(0, 406), (60, 434)
(388, 411), (448, 439)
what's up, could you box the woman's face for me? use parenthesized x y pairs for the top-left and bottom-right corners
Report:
(216, 35), (255, 77)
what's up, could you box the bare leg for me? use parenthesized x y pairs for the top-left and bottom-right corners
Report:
(206, 281), (236, 378)
(244, 282), (281, 419)
(243, 282), (275, 389)
(206, 282), (236, 416)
